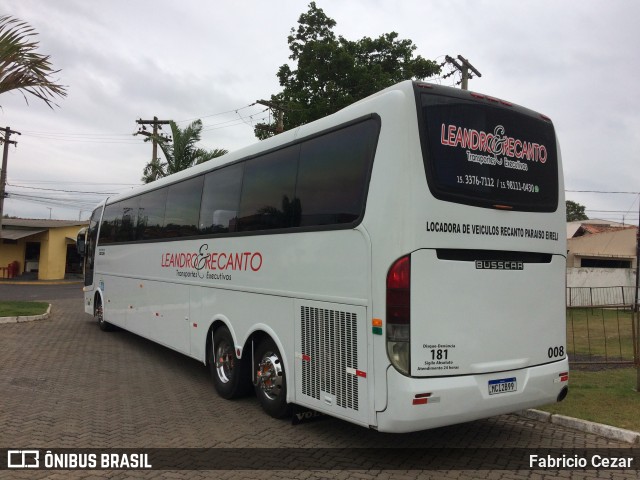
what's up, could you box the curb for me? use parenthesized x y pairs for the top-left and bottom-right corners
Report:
(516, 409), (640, 444)
(0, 280), (82, 286)
(0, 304), (52, 324)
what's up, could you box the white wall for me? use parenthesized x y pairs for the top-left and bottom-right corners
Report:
(566, 267), (636, 288)
(566, 267), (638, 306)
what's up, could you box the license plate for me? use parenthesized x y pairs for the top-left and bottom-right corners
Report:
(488, 377), (517, 395)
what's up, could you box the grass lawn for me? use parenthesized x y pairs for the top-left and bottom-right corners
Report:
(543, 309), (640, 432)
(567, 308), (636, 361)
(0, 301), (49, 317)
(539, 367), (640, 432)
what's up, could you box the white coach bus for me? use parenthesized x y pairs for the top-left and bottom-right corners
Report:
(78, 81), (568, 433)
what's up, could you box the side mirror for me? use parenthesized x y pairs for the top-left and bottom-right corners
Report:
(76, 227), (87, 257)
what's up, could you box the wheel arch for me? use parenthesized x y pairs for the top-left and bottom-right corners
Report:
(204, 316), (236, 367)
(242, 324), (291, 403)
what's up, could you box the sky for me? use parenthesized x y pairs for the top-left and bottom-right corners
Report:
(1, 0), (639, 224)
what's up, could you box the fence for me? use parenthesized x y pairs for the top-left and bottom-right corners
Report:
(566, 287), (639, 371)
(566, 286), (636, 308)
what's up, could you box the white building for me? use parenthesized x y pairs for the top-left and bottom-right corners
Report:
(566, 219), (638, 306)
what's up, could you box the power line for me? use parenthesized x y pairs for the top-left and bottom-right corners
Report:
(566, 189), (640, 194)
(21, 134), (140, 145)
(13, 103), (267, 145)
(7, 183), (118, 195)
(200, 112), (269, 132)
(175, 103), (258, 124)
(586, 209), (640, 214)
(5, 178), (135, 217)
(21, 130), (131, 137)
(7, 193), (104, 209)
(10, 179), (140, 186)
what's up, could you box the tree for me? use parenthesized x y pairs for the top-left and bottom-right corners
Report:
(566, 200), (588, 222)
(0, 14), (66, 108)
(255, 2), (440, 138)
(141, 120), (228, 183)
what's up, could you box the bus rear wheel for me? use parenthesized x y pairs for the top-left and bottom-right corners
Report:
(254, 337), (291, 418)
(209, 326), (250, 399)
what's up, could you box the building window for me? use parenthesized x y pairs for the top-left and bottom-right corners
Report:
(580, 258), (632, 269)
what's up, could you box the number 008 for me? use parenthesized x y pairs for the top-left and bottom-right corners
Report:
(547, 346), (564, 358)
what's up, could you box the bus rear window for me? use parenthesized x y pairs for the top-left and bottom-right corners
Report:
(417, 92), (559, 212)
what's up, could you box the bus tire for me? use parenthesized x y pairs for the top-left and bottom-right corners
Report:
(96, 298), (114, 332)
(254, 337), (291, 418)
(209, 326), (250, 399)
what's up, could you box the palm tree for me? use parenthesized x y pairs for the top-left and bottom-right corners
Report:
(141, 120), (228, 183)
(141, 157), (166, 184)
(0, 14), (67, 108)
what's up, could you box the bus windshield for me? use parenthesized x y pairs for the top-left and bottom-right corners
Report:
(417, 88), (559, 212)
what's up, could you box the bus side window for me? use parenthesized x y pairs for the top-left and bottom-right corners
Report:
(100, 200), (134, 244)
(137, 188), (168, 241)
(116, 200), (138, 242)
(296, 119), (378, 227)
(99, 203), (118, 244)
(237, 146), (299, 232)
(199, 163), (243, 234)
(164, 176), (204, 238)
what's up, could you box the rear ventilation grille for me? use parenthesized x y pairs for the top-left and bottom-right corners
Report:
(300, 306), (359, 411)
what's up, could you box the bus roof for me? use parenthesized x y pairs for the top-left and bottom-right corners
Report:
(104, 80), (550, 206)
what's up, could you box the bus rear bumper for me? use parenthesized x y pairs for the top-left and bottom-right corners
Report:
(375, 359), (569, 433)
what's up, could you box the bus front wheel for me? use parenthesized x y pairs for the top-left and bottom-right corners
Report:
(96, 299), (114, 332)
(254, 337), (291, 418)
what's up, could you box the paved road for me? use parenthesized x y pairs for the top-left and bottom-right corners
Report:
(0, 286), (638, 479)
(0, 282), (83, 301)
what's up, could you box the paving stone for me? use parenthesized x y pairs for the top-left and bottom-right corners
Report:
(0, 293), (637, 479)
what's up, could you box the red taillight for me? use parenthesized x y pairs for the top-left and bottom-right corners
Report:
(386, 255), (411, 375)
(387, 256), (410, 325)
(412, 392), (432, 405)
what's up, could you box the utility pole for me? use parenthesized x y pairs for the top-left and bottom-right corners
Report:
(134, 117), (172, 164)
(635, 195), (640, 313)
(255, 100), (287, 134)
(634, 194), (640, 392)
(445, 55), (482, 90)
(0, 126), (21, 238)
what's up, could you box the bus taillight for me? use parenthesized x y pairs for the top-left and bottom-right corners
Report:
(386, 255), (411, 375)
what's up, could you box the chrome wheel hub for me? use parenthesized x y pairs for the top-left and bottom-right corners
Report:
(256, 353), (283, 400)
(215, 342), (234, 384)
